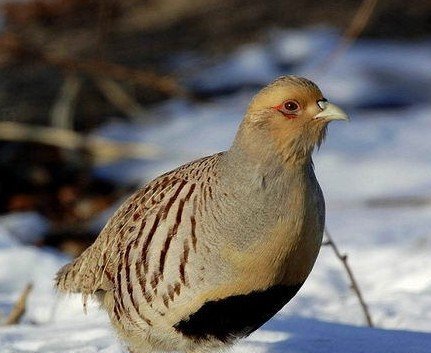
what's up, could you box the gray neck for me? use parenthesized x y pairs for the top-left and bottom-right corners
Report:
(220, 132), (314, 195)
(214, 138), (318, 248)
(205, 115), (324, 250)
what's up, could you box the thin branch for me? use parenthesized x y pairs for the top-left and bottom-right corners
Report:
(95, 0), (117, 59)
(317, 0), (379, 72)
(2, 283), (33, 326)
(48, 57), (187, 98)
(0, 121), (162, 164)
(323, 227), (374, 327)
(50, 56), (188, 98)
(50, 74), (82, 130)
(94, 78), (147, 121)
(0, 33), (189, 98)
(317, 0), (377, 329)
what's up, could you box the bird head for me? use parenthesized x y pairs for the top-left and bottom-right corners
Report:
(234, 76), (348, 166)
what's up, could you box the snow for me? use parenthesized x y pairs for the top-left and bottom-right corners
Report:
(1, 28), (431, 352)
(2, 316), (431, 353)
(0, 212), (49, 245)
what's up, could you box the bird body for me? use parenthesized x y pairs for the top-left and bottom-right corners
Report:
(56, 76), (348, 353)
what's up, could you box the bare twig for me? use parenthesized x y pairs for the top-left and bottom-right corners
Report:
(2, 283), (33, 326)
(323, 228), (374, 327)
(316, 0), (377, 329)
(0, 33), (188, 98)
(0, 121), (161, 164)
(50, 74), (82, 130)
(317, 0), (379, 72)
(365, 195), (431, 209)
(94, 78), (147, 121)
(95, 0), (117, 58)
(49, 56), (188, 98)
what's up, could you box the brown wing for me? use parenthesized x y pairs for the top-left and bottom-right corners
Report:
(55, 153), (222, 300)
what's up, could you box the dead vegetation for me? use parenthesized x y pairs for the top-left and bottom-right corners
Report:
(323, 229), (374, 327)
(0, 0), (429, 127)
(1, 283), (33, 326)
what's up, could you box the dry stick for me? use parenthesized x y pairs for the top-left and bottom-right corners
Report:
(91, 0), (149, 120)
(50, 74), (82, 130)
(94, 78), (147, 121)
(95, 0), (116, 59)
(2, 283), (33, 326)
(0, 121), (161, 164)
(317, 0), (379, 72)
(61, 58), (187, 99)
(323, 228), (374, 327)
(0, 34), (188, 98)
(316, 0), (378, 328)
(47, 55), (188, 98)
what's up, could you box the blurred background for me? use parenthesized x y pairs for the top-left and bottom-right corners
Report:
(0, 0), (430, 350)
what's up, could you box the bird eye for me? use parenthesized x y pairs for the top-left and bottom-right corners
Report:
(283, 101), (299, 111)
(273, 100), (301, 118)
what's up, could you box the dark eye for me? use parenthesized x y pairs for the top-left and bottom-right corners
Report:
(273, 100), (301, 117)
(283, 101), (299, 111)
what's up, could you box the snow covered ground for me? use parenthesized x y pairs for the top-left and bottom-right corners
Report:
(1, 28), (431, 352)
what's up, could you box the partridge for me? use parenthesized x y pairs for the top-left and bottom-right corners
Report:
(55, 76), (348, 353)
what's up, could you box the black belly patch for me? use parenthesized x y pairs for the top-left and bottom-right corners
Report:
(174, 283), (303, 343)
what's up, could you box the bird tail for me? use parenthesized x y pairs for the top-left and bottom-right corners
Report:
(55, 244), (111, 296)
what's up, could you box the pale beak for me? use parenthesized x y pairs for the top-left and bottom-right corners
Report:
(315, 102), (349, 122)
